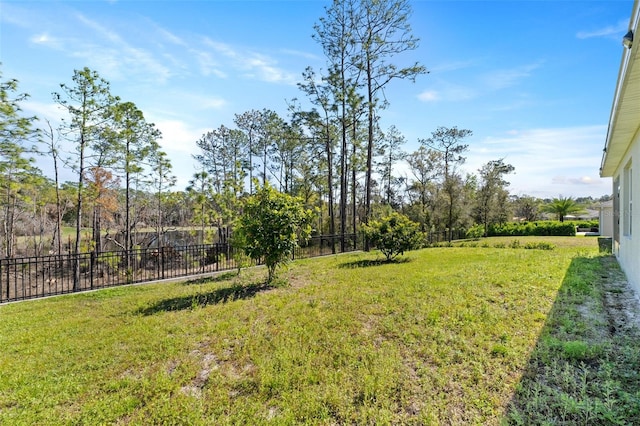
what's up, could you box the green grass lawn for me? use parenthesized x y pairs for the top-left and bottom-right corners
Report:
(1, 236), (639, 424)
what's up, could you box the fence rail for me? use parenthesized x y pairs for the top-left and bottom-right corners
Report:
(0, 234), (359, 304)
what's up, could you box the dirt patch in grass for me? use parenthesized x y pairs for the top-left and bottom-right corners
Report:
(599, 256), (640, 335)
(506, 254), (640, 424)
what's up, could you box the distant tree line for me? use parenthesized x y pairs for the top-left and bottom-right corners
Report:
(0, 0), (612, 259)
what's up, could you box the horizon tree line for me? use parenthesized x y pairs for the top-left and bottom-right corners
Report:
(0, 0), (610, 259)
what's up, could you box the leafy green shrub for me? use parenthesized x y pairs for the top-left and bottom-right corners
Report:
(233, 182), (314, 283)
(363, 212), (423, 261)
(573, 219), (599, 231)
(509, 239), (521, 249)
(488, 221), (576, 237)
(466, 224), (484, 239)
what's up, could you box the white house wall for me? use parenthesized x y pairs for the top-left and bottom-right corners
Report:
(614, 129), (640, 293)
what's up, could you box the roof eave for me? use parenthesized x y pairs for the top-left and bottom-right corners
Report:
(600, 0), (640, 178)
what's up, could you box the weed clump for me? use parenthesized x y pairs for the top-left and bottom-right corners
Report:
(524, 241), (555, 250)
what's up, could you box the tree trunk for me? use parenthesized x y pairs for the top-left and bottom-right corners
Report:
(364, 59), (374, 250)
(351, 118), (358, 247)
(74, 133), (85, 291)
(325, 120), (336, 253)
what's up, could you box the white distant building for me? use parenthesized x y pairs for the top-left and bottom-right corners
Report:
(597, 201), (614, 238)
(600, 0), (640, 292)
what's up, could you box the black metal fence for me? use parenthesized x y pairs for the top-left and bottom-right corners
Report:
(0, 230), (467, 304)
(0, 234), (360, 304)
(425, 229), (467, 244)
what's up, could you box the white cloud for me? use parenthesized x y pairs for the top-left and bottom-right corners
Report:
(190, 49), (226, 78)
(465, 125), (610, 197)
(24, 101), (67, 125)
(244, 55), (296, 83)
(153, 24), (187, 47)
(149, 118), (214, 188)
(418, 62), (539, 104)
(30, 33), (63, 49)
(577, 20), (628, 40)
(481, 62), (542, 90)
(0, 3), (35, 28)
(279, 48), (321, 61)
(153, 119), (207, 155)
(202, 38), (298, 85)
(569, 176), (598, 185)
(48, 12), (173, 84)
(418, 90), (440, 102)
(552, 176), (600, 186)
(417, 82), (477, 103)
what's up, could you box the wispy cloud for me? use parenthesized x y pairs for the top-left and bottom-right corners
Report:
(0, 2), (35, 28)
(576, 19), (628, 40)
(280, 48), (321, 61)
(417, 82), (477, 103)
(418, 90), (440, 102)
(190, 49), (227, 78)
(202, 38), (298, 85)
(30, 33), (63, 49)
(465, 125), (610, 197)
(72, 13), (172, 84)
(481, 62), (542, 90)
(24, 101), (67, 130)
(552, 176), (600, 186)
(152, 23), (187, 48)
(429, 60), (475, 74)
(418, 61), (539, 104)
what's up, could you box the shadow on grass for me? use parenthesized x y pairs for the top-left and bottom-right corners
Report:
(182, 271), (238, 285)
(504, 255), (640, 424)
(137, 280), (271, 315)
(338, 257), (412, 269)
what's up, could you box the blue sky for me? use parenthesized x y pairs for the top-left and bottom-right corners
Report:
(0, 0), (634, 199)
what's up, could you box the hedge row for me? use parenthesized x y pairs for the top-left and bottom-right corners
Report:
(491, 221), (576, 236)
(465, 221), (578, 237)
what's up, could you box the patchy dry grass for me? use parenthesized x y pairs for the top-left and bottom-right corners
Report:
(506, 255), (640, 424)
(1, 236), (636, 424)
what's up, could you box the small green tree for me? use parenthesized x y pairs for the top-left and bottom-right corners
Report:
(233, 181), (313, 283)
(363, 212), (422, 261)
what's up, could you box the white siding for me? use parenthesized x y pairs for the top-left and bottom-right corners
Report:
(615, 130), (640, 293)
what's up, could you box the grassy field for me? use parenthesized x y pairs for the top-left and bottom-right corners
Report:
(1, 236), (639, 424)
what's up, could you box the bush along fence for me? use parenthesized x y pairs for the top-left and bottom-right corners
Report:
(0, 234), (359, 304)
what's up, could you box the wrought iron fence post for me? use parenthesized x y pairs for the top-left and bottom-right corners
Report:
(73, 255), (79, 292)
(161, 246), (165, 280)
(90, 252), (95, 290)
